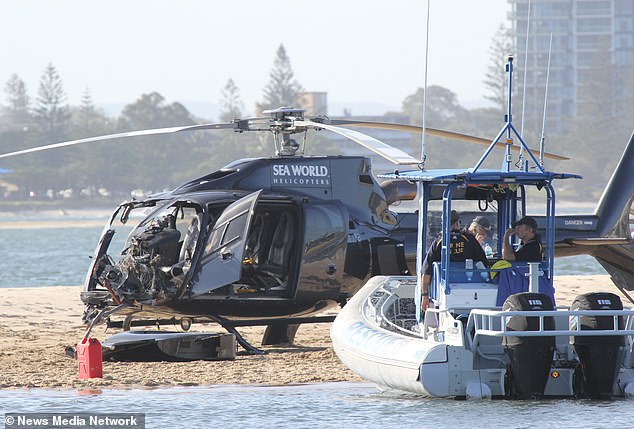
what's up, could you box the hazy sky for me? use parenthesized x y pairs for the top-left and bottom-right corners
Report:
(1, 0), (509, 117)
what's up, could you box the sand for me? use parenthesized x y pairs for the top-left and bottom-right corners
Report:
(0, 275), (630, 389)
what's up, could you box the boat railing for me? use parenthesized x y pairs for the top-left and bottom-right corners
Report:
(420, 307), (445, 340)
(465, 308), (634, 352)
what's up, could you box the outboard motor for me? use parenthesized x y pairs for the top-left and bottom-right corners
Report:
(503, 292), (555, 399)
(570, 292), (624, 398)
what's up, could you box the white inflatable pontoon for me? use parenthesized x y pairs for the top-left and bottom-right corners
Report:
(332, 275), (634, 399)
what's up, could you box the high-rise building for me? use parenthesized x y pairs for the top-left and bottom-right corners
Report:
(508, 0), (634, 133)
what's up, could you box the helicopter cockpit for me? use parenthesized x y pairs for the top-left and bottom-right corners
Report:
(83, 190), (304, 311)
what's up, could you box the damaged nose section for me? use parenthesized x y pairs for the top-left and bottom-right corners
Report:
(102, 220), (184, 304)
(82, 202), (203, 325)
(100, 265), (137, 301)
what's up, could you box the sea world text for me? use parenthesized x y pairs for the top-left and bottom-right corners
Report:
(272, 164), (329, 177)
(271, 164), (331, 188)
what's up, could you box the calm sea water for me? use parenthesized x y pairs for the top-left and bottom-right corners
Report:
(0, 383), (632, 429)
(0, 212), (607, 288)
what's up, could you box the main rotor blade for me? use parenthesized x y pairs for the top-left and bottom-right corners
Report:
(295, 120), (419, 165)
(0, 122), (240, 160)
(323, 119), (568, 161)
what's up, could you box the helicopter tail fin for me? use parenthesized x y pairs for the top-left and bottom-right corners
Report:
(593, 130), (634, 238)
(558, 131), (634, 296)
(589, 130), (634, 295)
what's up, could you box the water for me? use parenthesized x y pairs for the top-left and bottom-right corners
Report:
(0, 212), (607, 288)
(555, 254), (607, 276)
(0, 225), (104, 288)
(0, 383), (632, 429)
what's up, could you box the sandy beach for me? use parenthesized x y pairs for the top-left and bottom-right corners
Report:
(0, 275), (630, 389)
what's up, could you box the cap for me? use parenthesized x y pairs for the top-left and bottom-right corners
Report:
(472, 215), (491, 230)
(450, 210), (460, 224)
(513, 216), (538, 231)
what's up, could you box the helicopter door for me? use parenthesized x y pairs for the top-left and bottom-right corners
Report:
(191, 190), (262, 296)
(297, 201), (348, 299)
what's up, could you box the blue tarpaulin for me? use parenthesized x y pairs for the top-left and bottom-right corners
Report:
(495, 266), (556, 306)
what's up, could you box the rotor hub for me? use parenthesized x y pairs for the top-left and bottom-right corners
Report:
(263, 107), (307, 156)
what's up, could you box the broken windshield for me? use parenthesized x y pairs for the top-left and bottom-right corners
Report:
(87, 200), (204, 305)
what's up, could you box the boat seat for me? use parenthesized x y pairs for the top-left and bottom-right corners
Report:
(245, 213), (266, 263)
(252, 212), (295, 287)
(179, 215), (201, 264)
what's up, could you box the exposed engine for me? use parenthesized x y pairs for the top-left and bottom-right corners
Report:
(100, 215), (183, 304)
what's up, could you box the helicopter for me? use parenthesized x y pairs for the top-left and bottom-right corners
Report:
(0, 105), (632, 353)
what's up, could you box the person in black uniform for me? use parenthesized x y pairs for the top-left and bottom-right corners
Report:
(420, 210), (488, 310)
(502, 216), (543, 262)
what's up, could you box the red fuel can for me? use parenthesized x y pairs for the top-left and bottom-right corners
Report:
(77, 338), (103, 379)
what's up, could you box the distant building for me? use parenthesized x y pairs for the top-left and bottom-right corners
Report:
(508, 0), (634, 132)
(298, 92), (328, 116)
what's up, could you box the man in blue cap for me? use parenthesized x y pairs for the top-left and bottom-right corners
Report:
(502, 216), (543, 262)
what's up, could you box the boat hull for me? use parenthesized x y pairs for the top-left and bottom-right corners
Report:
(331, 276), (634, 398)
(332, 276), (450, 396)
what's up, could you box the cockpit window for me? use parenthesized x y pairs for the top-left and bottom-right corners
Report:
(125, 204), (199, 250)
(203, 211), (249, 256)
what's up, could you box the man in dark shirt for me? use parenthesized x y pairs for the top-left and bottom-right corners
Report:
(421, 210), (488, 310)
(502, 216), (543, 262)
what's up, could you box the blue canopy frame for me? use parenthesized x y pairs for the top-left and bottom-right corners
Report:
(379, 56), (582, 319)
(382, 168), (580, 319)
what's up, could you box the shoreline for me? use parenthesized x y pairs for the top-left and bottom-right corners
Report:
(0, 208), (111, 230)
(0, 275), (629, 390)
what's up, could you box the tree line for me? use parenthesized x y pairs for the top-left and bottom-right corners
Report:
(0, 45), (305, 200)
(0, 37), (631, 203)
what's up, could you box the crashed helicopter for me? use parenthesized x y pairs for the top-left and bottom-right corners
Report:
(0, 106), (632, 353)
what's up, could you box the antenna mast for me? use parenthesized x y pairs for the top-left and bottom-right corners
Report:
(419, 0), (431, 169)
(539, 33), (553, 168)
(472, 55), (545, 174)
(415, 0), (431, 321)
(520, 0), (531, 138)
(519, 0), (531, 166)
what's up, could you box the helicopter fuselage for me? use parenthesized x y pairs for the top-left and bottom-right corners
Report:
(81, 155), (411, 324)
